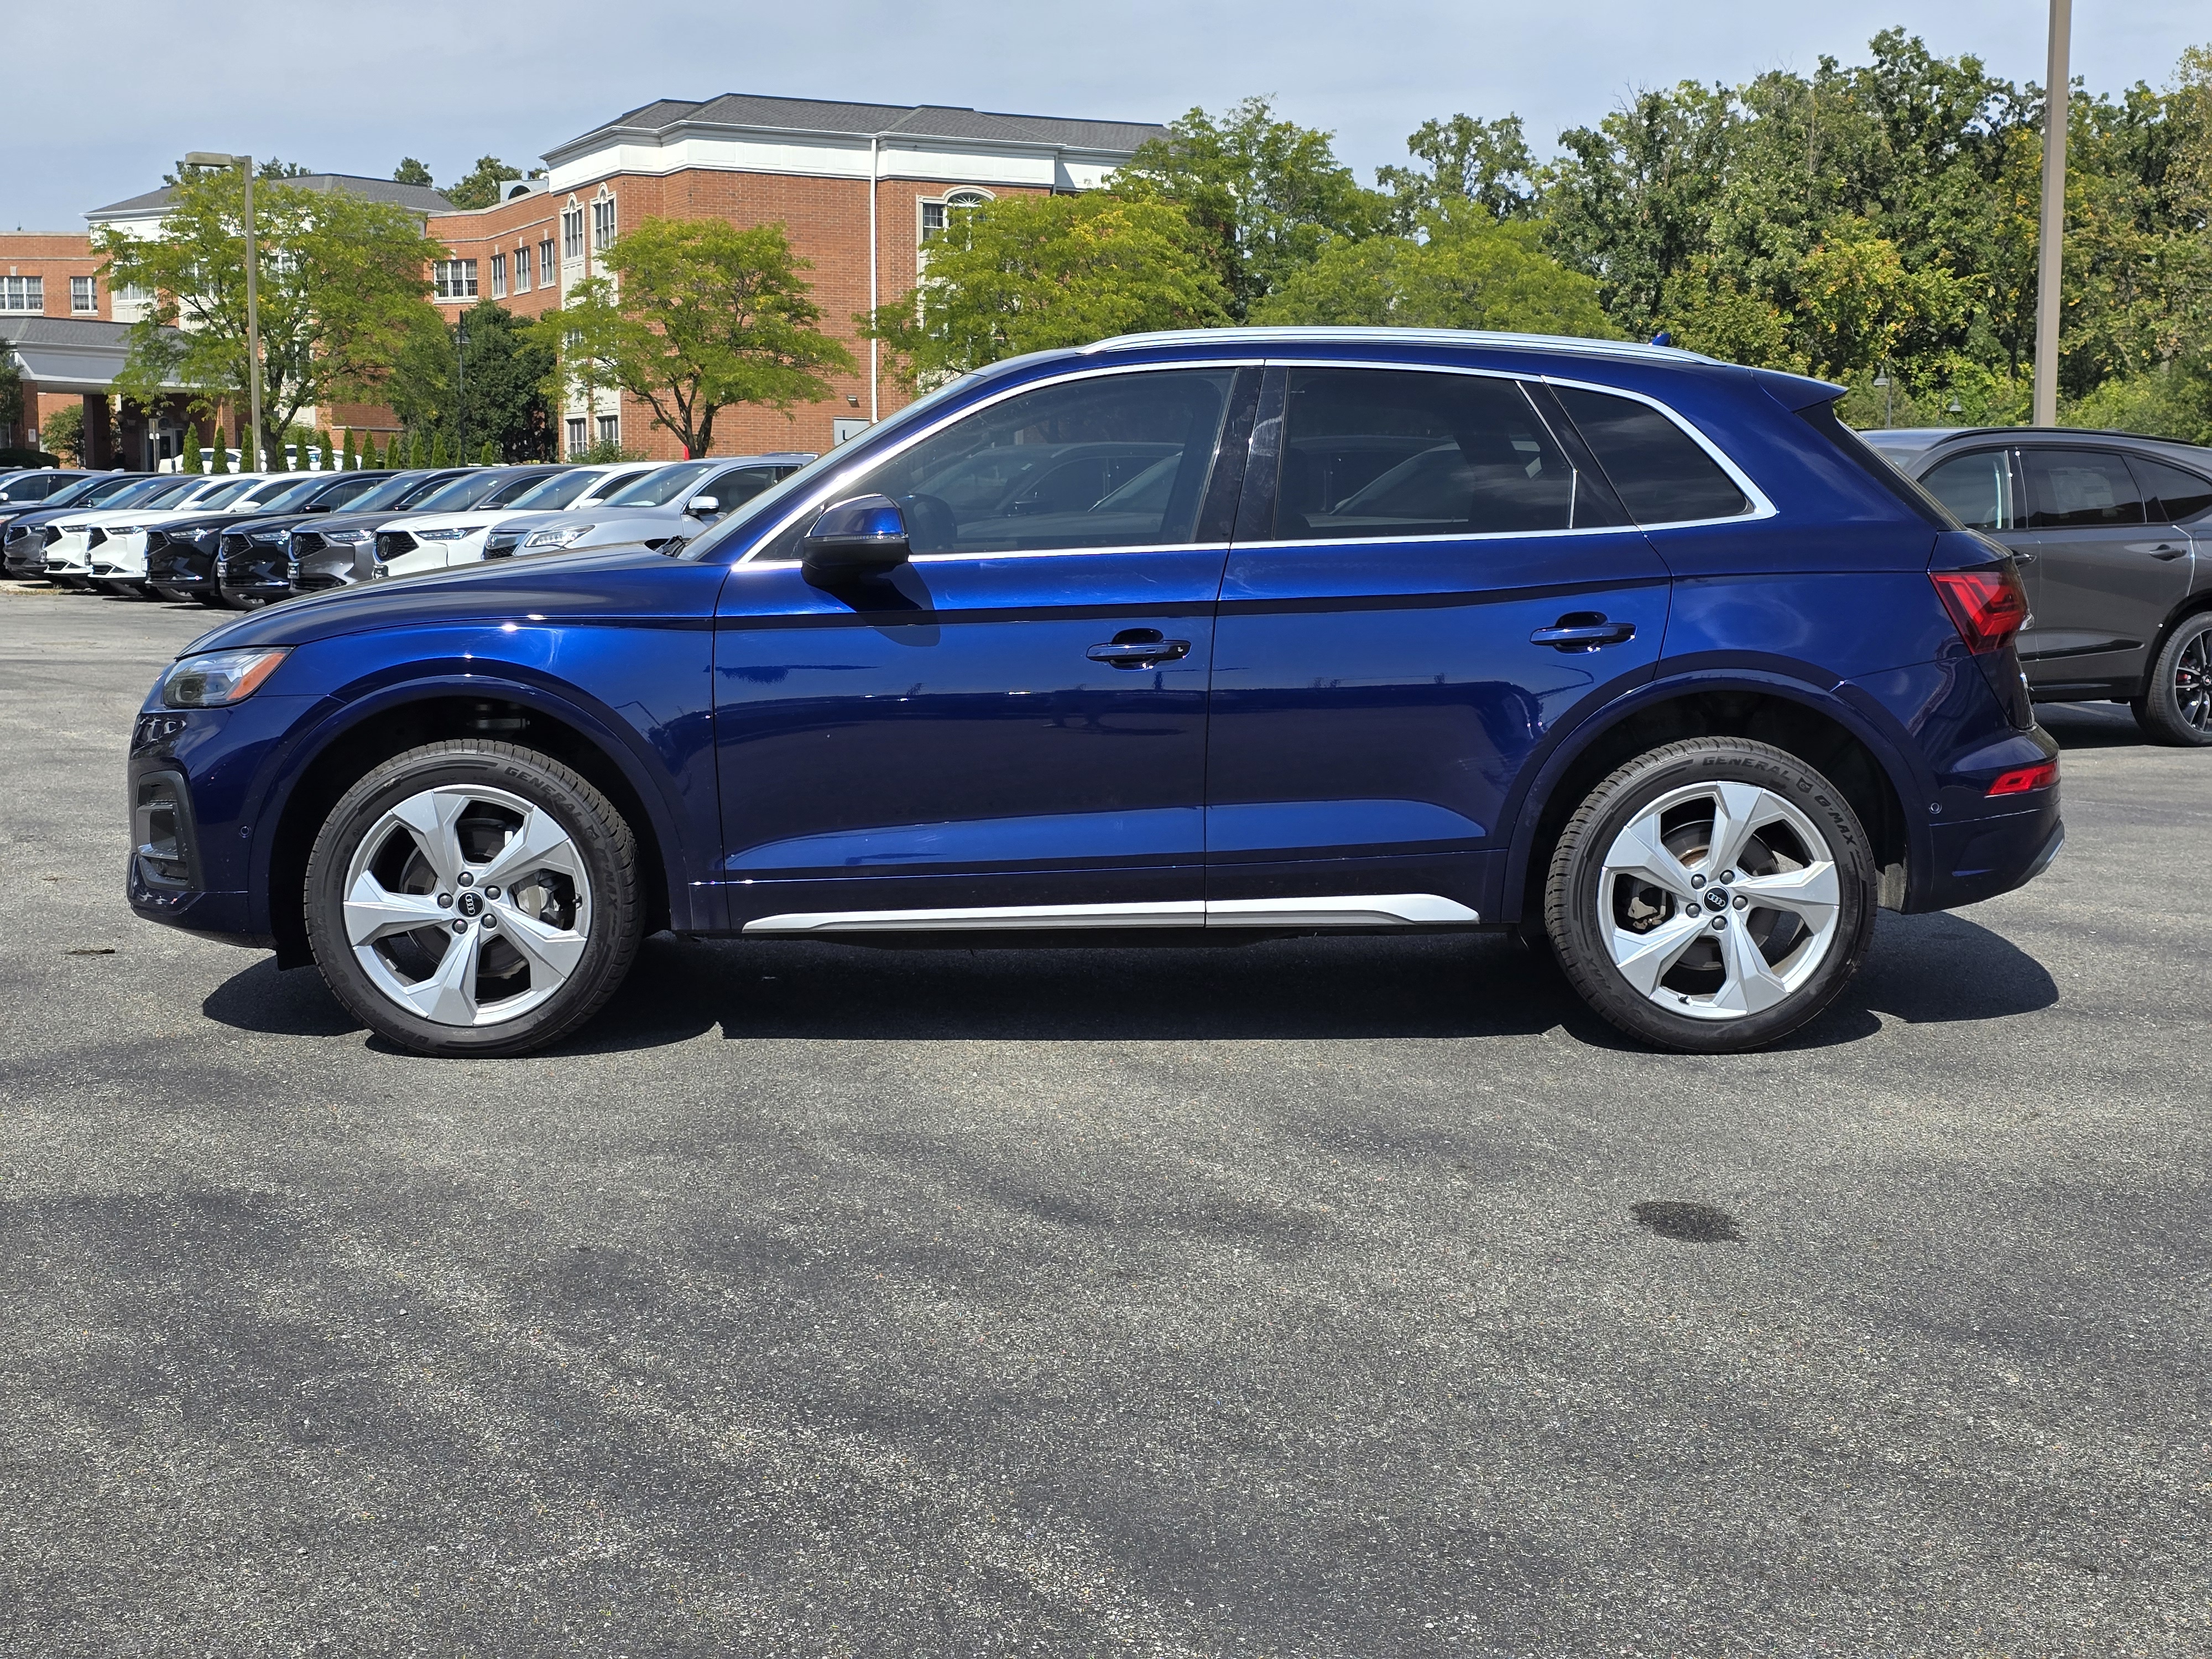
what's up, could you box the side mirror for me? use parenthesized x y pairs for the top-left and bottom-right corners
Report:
(688, 495), (721, 517)
(802, 494), (910, 582)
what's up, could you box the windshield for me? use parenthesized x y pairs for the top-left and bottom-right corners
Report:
(134, 476), (200, 505)
(336, 472), (437, 512)
(45, 475), (128, 508)
(189, 478), (258, 508)
(414, 472), (518, 512)
(483, 469), (564, 507)
(604, 462), (712, 507)
(239, 476), (326, 512)
(508, 470), (603, 510)
(677, 369), (984, 562)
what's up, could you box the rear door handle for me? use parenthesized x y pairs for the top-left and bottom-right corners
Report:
(1530, 618), (1636, 651)
(1088, 629), (1191, 666)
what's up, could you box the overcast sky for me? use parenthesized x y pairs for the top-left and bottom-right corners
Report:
(7, 1), (2205, 231)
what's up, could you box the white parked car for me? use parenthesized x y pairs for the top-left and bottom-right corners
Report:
(44, 473), (260, 589)
(509, 455), (813, 560)
(367, 463), (662, 581)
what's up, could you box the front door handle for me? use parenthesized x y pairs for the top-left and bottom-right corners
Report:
(1088, 629), (1191, 667)
(2148, 544), (2188, 561)
(1531, 615), (1636, 651)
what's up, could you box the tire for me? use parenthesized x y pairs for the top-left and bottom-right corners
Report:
(303, 741), (644, 1057)
(2129, 613), (2212, 747)
(1544, 738), (1877, 1053)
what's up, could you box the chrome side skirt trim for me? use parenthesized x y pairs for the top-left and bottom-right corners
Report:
(741, 893), (1479, 935)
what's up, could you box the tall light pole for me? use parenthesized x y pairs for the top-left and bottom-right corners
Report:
(184, 152), (263, 468)
(2032, 0), (2071, 427)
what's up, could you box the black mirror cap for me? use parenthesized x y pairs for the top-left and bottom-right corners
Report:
(802, 493), (910, 581)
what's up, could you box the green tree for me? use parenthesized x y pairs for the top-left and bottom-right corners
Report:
(1254, 207), (1614, 336)
(41, 404), (84, 466)
(537, 216), (853, 456)
(319, 430), (335, 471)
(479, 437), (499, 465)
(341, 428), (357, 469)
(1378, 114), (1541, 231)
(97, 165), (444, 472)
(1114, 98), (1383, 320)
(444, 156), (522, 210)
(864, 191), (1228, 384)
(393, 159), (434, 187)
(181, 427), (204, 473)
(211, 421), (229, 473)
(390, 301), (556, 460)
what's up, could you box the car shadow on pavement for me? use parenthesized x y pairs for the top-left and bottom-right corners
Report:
(200, 909), (2058, 1056)
(2037, 701), (2153, 750)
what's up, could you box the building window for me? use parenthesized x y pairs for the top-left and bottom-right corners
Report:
(920, 189), (992, 246)
(540, 237), (557, 284)
(432, 259), (479, 301)
(561, 202), (585, 263)
(514, 243), (533, 294)
(597, 414), (619, 448)
(489, 253), (507, 298)
(566, 417), (588, 456)
(0, 276), (43, 313)
(70, 275), (96, 314)
(591, 192), (617, 253)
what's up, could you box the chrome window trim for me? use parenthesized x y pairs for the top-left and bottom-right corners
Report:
(732, 358), (1265, 565)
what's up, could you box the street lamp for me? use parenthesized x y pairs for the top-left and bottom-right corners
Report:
(455, 317), (468, 464)
(182, 152), (263, 470)
(2032, 0), (2072, 427)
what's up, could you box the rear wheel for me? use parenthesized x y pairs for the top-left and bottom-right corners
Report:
(303, 742), (644, 1056)
(1544, 738), (1877, 1052)
(2130, 614), (2212, 747)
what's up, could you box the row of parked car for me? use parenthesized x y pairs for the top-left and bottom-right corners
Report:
(0, 454), (814, 607)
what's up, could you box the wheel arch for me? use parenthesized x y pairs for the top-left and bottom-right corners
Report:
(1499, 675), (1917, 925)
(258, 679), (688, 969)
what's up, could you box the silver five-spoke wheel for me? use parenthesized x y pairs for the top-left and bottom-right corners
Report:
(1599, 780), (1841, 1020)
(342, 783), (594, 1029)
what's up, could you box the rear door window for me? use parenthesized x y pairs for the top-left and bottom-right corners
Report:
(1920, 449), (2017, 530)
(2126, 455), (2212, 525)
(2022, 450), (2145, 528)
(1550, 387), (1752, 524)
(1271, 368), (1589, 540)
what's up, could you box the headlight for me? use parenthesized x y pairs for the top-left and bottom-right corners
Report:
(525, 524), (593, 548)
(248, 528), (288, 544)
(317, 528), (371, 544)
(104, 524), (149, 536)
(416, 526), (471, 541)
(160, 647), (291, 708)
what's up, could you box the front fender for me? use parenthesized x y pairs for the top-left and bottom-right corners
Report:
(241, 622), (720, 940)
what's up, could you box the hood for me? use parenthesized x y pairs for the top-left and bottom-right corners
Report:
(173, 542), (686, 656)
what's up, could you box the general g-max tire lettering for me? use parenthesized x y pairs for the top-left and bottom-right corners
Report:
(1543, 738), (1878, 1053)
(302, 742), (644, 1057)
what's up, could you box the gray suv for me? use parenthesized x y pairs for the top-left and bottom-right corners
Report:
(1869, 427), (2212, 745)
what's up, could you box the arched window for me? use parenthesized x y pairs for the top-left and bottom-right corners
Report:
(920, 187), (994, 247)
(560, 196), (586, 264)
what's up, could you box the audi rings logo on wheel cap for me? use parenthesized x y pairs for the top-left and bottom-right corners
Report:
(457, 891), (483, 917)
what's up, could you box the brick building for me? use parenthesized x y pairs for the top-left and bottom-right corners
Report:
(0, 94), (1164, 465)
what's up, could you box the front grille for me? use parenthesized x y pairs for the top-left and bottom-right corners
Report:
(220, 531), (251, 559)
(375, 530), (415, 560)
(484, 531), (523, 559)
(291, 531), (325, 556)
(41, 525), (61, 547)
(86, 527), (107, 549)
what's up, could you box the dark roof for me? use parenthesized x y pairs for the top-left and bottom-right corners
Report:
(87, 174), (455, 221)
(0, 316), (146, 347)
(552, 94), (1165, 158)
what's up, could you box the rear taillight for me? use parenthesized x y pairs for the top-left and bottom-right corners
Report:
(1987, 760), (2058, 797)
(1931, 565), (2029, 654)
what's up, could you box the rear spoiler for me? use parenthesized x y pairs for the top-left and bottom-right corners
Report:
(1751, 367), (1849, 412)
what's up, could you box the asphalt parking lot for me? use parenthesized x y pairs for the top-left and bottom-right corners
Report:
(1, 585), (2205, 1658)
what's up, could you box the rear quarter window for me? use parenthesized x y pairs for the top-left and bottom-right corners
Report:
(1551, 387), (1752, 524)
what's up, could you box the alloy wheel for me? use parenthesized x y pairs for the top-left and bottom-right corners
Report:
(1598, 780), (1841, 1021)
(341, 784), (592, 1028)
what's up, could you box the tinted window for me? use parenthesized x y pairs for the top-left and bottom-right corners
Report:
(778, 368), (1233, 556)
(482, 469), (564, 507)
(1921, 449), (2016, 530)
(1274, 369), (1585, 539)
(510, 470), (604, 509)
(0, 473), (64, 503)
(393, 472), (469, 508)
(607, 463), (715, 508)
(2127, 455), (2212, 524)
(701, 466), (780, 509)
(2022, 449), (2143, 528)
(308, 474), (382, 509)
(1553, 386), (1752, 523)
(43, 476), (123, 508)
(415, 472), (515, 512)
(243, 477), (326, 513)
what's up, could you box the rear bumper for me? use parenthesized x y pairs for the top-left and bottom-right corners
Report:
(1908, 794), (2064, 911)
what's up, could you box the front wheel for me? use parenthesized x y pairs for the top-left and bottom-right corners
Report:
(1544, 738), (1877, 1052)
(302, 742), (645, 1056)
(2130, 613), (2212, 747)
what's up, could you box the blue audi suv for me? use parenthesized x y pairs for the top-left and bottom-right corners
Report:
(126, 328), (2062, 1056)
